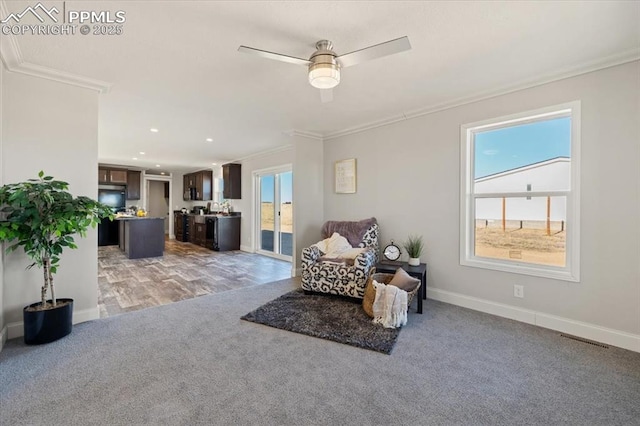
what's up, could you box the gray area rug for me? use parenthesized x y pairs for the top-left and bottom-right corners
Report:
(2, 277), (640, 425)
(241, 289), (400, 354)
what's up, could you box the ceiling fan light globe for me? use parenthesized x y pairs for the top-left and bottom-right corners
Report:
(308, 64), (340, 89)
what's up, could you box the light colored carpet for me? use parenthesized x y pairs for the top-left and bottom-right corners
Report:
(1, 277), (639, 425)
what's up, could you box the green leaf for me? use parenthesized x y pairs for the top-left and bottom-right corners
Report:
(0, 171), (112, 287)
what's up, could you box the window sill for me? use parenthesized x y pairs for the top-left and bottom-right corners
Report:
(460, 257), (579, 282)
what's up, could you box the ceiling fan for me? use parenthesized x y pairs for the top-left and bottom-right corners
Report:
(238, 36), (411, 102)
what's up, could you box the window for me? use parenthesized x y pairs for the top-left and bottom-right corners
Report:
(460, 102), (580, 281)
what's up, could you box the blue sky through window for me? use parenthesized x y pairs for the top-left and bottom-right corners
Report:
(475, 117), (570, 179)
(260, 171), (292, 203)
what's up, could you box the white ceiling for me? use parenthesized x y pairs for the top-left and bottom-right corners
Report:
(3, 1), (639, 173)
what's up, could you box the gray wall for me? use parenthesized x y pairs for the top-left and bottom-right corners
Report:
(1, 70), (100, 334)
(323, 61), (640, 336)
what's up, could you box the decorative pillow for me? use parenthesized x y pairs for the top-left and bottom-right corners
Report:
(321, 218), (377, 247)
(389, 268), (420, 293)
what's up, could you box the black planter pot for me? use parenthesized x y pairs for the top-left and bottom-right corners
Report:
(23, 298), (73, 345)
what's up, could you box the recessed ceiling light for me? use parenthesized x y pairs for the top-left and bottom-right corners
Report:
(150, 128), (159, 133)
(212, 163), (217, 165)
(155, 164), (161, 167)
(206, 138), (213, 142)
(132, 157), (138, 160)
(160, 172), (165, 175)
(139, 151), (146, 155)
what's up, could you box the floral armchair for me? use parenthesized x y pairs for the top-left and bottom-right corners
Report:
(301, 218), (379, 299)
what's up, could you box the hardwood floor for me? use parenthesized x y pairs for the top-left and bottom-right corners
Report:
(98, 240), (292, 318)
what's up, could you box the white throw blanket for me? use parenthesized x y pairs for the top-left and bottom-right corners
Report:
(372, 281), (408, 328)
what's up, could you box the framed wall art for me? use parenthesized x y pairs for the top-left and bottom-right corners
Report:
(335, 158), (357, 194)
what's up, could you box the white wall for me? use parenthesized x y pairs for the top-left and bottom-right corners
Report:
(323, 62), (640, 342)
(171, 172), (187, 216)
(292, 137), (324, 272)
(1, 70), (100, 335)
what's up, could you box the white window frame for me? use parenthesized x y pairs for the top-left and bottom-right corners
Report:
(460, 101), (580, 282)
(252, 164), (293, 262)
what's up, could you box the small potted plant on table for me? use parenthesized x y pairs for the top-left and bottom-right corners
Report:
(0, 171), (113, 344)
(403, 235), (424, 267)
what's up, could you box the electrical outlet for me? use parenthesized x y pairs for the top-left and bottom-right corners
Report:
(514, 285), (524, 298)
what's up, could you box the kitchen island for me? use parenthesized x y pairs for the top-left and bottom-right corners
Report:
(117, 217), (165, 259)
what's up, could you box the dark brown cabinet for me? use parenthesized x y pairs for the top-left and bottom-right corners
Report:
(126, 171), (141, 200)
(188, 216), (207, 247)
(98, 168), (108, 183)
(183, 175), (190, 200)
(212, 216), (241, 251)
(193, 222), (207, 247)
(183, 170), (213, 201)
(110, 170), (128, 184)
(174, 212), (186, 241)
(187, 215), (195, 241)
(175, 212), (241, 251)
(223, 163), (241, 199)
(99, 167), (128, 184)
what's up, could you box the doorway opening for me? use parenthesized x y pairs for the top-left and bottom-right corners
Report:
(254, 166), (293, 261)
(144, 174), (172, 237)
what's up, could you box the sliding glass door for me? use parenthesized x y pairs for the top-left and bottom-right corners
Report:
(256, 167), (293, 260)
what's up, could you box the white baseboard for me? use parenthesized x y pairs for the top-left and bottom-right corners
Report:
(6, 306), (100, 340)
(240, 245), (253, 253)
(0, 325), (7, 353)
(74, 306), (100, 324)
(427, 287), (640, 353)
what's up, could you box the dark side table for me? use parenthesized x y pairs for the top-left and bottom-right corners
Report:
(374, 261), (427, 314)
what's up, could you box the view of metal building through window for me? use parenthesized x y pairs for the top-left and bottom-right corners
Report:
(473, 116), (571, 267)
(259, 171), (293, 257)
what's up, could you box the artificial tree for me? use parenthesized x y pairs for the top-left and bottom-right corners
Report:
(0, 171), (113, 310)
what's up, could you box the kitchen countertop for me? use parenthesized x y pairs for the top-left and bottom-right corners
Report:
(115, 215), (165, 220)
(173, 211), (241, 218)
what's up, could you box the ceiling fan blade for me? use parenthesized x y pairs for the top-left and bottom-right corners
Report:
(238, 45), (310, 66)
(320, 89), (333, 103)
(336, 36), (411, 68)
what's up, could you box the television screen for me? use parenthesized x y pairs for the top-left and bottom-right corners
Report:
(98, 190), (125, 209)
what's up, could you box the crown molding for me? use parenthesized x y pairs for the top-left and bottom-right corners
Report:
(235, 144), (294, 163)
(9, 61), (112, 93)
(283, 129), (324, 141)
(324, 49), (640, 141)
(0, 0), (111, 93)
